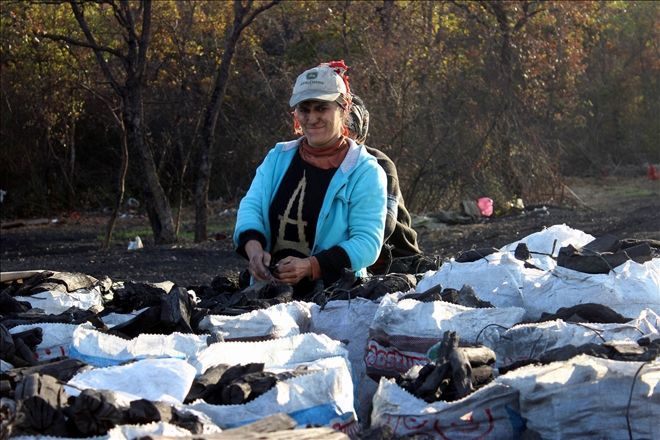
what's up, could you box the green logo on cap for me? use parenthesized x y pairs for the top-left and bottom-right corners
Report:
(306, 72), (318, 80)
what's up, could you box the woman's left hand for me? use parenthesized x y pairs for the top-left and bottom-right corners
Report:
(274, 256), (312, 285)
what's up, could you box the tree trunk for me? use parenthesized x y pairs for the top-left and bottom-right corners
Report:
(193, 0), (279, 243)
(124, 88), (176, 244)
(194, 30), (240, 243)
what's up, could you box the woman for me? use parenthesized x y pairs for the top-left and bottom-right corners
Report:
(233, 61), (387, 293)
(346, 94), (422, 274)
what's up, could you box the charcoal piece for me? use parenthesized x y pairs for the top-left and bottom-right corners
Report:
(216, 363), (265, 387)
(471, 365), (494, 387)
(0, 397), (16, 439)
(416, 364), (450, 402)
(186, 364), (231, 403)
(538, 303), (631, 324)
(426, 331), (460, 363)
(387, 254), (439, 275)
(169, 406), (204, 434)
(400, 283), (443, 302)
(454, 247), (499, 263)
(111, 281), (174, 312)
(160, 287), (193, 333)
(448, 347), (474, 400)
(125, 400), (203, 433)
(211, 275), (239, 293)
(13, 337), (38, 366)
(498, 359), (539, 375)
(70, 388), (125, 436)
(1, 308), (103, 329)
(539, 343), (606, 363)
(11, 328), (43, 350)
(5, 358), (89, 384)
(107, 306), (162, 339)
(513, 243), (531, 261)
(1, 380), (12, 396)
(348, 274), (416, 301)
(221, 381), (252, 404)
(441, 285), (493, 308)
(126, 399), (166, 424)
(6, 272), (55, 296)
(557, 240), (655, 274)
(1, 324), (16, 359)
(15, 374), (67, 434)
(0, 291), (31, 313)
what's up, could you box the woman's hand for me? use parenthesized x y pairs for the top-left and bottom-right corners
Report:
(244, 240), (273, 281)
(274, 256), (312, 285)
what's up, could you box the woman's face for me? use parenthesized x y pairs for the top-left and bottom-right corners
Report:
(295, 100), (344, 148)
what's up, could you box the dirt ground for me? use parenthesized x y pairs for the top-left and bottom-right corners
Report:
(1, 177), (658, 288)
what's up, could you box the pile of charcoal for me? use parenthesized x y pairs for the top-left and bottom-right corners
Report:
(395, 331), (496, 403)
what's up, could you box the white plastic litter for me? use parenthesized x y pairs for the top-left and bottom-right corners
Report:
(198, 301), (313, 340)
(69, 326), (208, 367)
(483, 308), (660, 368)
(500, 224), (595, 271)
(366, 294), (525, 378)
(192, 332), (348, 375)
(416, 252), (541, 309)
(371, 379), (523, 439)
(14, 286), (104, 314)
(9, 323), (89, 361)
(521, 258), (660, 320)
(188, 356), (357, 434)
(309, 298), (381, 422)
(66, 358), (196, 404)
(496, 355), (660, 439)
(127, 236), (143, 250)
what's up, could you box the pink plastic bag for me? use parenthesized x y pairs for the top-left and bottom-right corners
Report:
(477, 197), (493, 217)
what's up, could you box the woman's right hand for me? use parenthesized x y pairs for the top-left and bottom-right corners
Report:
(244, 240), (273, 281)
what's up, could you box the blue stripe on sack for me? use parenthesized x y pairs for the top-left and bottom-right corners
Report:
(68, 345), (126, 367)
(221, 404), (351, 429)
(68, 346), (185, 368)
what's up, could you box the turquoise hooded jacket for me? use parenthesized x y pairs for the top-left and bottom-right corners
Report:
(233, 137), (387, 278)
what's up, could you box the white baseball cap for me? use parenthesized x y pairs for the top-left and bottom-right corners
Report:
(289, 65), (347, 107)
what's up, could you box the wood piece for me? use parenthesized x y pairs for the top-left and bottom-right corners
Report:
(0, 270), (46, 283)
(448, 347), (474, 400)
(459, 346), (496, 367)
(144, 413), (348, 439)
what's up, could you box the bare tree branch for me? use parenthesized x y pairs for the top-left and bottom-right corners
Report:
(68, 0), (123, 95)
(39, 32), (124, 59)
(237, 0), (280, 34)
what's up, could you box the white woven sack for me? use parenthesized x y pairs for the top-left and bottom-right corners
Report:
(309, 298), (381, 423)
(192, 332), (348, 375)
(198, 301), (313, 341)
(416, 252), (540, 309)
(66, 358), (197, 404)
(483, 308), (660, 368)
(9, 322), (85, 361)
(188, 356), (358, 435)
(500, 224), (595, 271)
(521, 258), (660, 320)
(69, 326), (208, 367)
(366, 294), (525, 378)
(371, 378), (523, 439)
(496, 355), (660, 439)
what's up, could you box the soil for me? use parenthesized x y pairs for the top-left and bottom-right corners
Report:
(1, 177), (658, 288)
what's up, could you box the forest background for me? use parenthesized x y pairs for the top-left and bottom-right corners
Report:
(1, 0), (658, 246)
